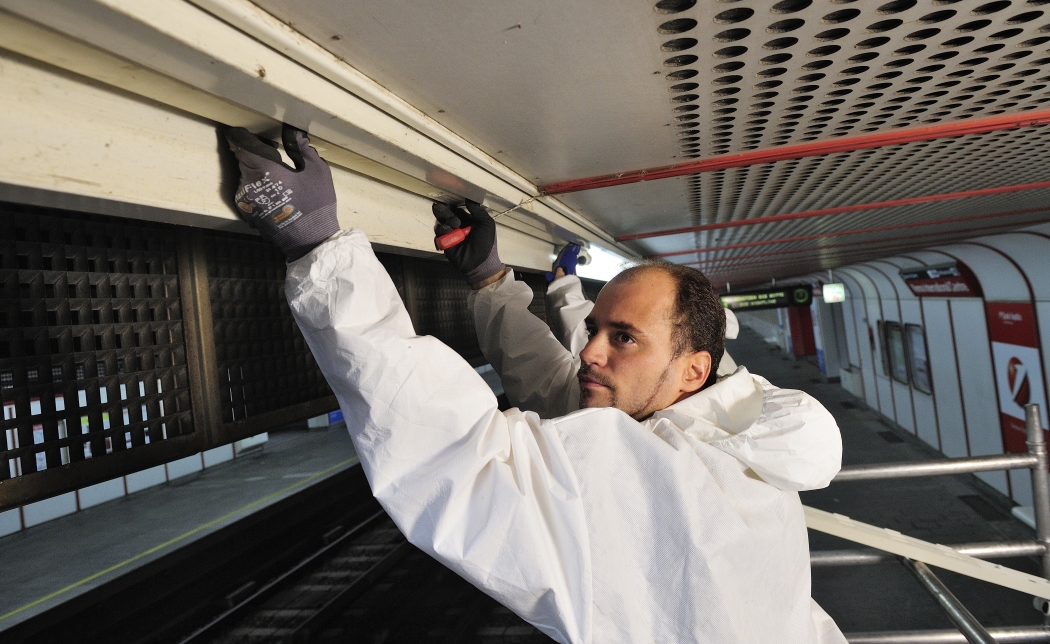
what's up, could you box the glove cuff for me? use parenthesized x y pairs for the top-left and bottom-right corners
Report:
(466, 246), (506, 286)
(280, 203), (341, 261)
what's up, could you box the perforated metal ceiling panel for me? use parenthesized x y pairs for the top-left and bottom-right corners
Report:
(661, 0), (1050, 155)
(247, 0), (1050, 287)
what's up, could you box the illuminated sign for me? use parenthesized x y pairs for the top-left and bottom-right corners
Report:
(899, 262), (981, 297)
(721, 286), (812, 311)
(822, 283), (846, 303)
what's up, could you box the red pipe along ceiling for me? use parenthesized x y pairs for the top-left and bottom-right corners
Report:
(649, 208), (1050, 259)
(539, 110), (1050, 196)
(680, 219), (1050, 267)
(616, 180), (1050, 242)
(684, 226), (1042, 272)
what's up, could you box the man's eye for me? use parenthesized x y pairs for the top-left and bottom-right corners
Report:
(585, 326), (596, 338)
(616, 333), (633, 344)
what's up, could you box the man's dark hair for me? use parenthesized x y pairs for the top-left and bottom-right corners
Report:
(616, 260), (726, 388)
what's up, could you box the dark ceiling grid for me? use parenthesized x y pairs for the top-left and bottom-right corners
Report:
(696, 205), (1050, 266)
(681, 203), (1050, 261)
(693, 216), (1050, 285)
(707, 184), (1050, 248)
(666, 187), (1050, 274)
(714, 220), (1047, 270)
(626, 123), (1050, 271)
(648, 125), (1050, 239)
(652, 0), (710, 234)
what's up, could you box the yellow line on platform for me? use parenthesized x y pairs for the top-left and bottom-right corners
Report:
(0, 458), (357, 623)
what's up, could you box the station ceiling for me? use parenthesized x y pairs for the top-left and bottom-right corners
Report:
(251, 0), (1050, 288)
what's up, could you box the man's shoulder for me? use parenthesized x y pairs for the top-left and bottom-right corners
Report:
(547, 405), (630, 427)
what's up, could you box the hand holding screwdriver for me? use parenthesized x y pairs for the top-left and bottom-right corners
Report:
(432, 201), (505, 288)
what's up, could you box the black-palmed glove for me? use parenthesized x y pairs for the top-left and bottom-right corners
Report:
(433, 201), (506, 286)
(226, 124), (339, 261)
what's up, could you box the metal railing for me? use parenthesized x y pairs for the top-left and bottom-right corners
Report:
(821, 403), (1050, 644)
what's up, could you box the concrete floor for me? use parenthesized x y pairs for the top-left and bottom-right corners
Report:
(726, 327), (1045, 633)
(0, 426), (358, 631)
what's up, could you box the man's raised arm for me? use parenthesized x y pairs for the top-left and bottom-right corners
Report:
(433, 202), (580, 418)
(226, 126), (592, 644)
(546, 273), (593, 357)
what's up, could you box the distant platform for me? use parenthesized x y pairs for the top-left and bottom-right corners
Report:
(0, 425), (358, 630)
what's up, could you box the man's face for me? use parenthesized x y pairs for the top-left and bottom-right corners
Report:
(578, 268), (709, 420)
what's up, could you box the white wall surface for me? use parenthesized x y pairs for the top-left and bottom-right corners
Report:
(878, 259), (939, 448)
(851, 267), (901, 426)
(863, 264), (918, 434)
(950, 298), (1008, 495)
(921, 299), (966, 457)
(818, 223), (1050, 504)
(77, 478), (126, 510)
(22, 493), (78, 528)
(841, 274), (878, 407)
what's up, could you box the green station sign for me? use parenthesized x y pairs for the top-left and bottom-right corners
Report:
(720, 286), (812, 311)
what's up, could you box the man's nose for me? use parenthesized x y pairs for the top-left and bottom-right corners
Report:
(580, 334), (607, 367)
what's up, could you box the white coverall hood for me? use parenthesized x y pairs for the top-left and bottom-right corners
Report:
(649, 366), (843, 491)
(725, 307), (740, 339)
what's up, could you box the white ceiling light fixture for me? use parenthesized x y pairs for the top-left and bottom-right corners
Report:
(576, 245), (635, 282)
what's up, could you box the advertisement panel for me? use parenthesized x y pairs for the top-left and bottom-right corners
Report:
(900, 262), (982, 298)
(986, 302), (1049, 453)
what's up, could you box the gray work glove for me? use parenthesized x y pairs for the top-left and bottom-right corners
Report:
(433, 201), (506, 286)
(225, 124), (339, 261)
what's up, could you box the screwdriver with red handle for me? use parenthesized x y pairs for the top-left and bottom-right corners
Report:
(433, 201), (475, 250)
(435, 225), (472, 250)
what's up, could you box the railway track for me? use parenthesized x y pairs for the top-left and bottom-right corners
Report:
(176, 510), (553, 644)
(4, 459), (551, 644)
(180, 511), (410, 644)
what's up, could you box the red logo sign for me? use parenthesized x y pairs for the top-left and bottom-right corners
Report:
(1008, 357), (1031, 406)
(900, 262), (982, 298)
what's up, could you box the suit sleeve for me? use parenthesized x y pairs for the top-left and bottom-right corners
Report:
(545, 275), (593, 357)
(468, 270), (581, 418)
(285, 230), (592, 644)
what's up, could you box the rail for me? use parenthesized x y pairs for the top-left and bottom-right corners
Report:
(819, 404), (1050, 644)
(177, 508), (410, 644)
(902, 558), (996, 644)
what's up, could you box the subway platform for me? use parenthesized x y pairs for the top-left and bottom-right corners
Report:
(0, 330), (1046, 641)
(0, 424), (359, 635)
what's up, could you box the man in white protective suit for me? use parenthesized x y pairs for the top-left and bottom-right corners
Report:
(541, 243), (740, 375)
(226, 125), (846, 644)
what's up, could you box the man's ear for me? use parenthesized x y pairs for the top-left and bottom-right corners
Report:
(679, 350), (713, 394)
